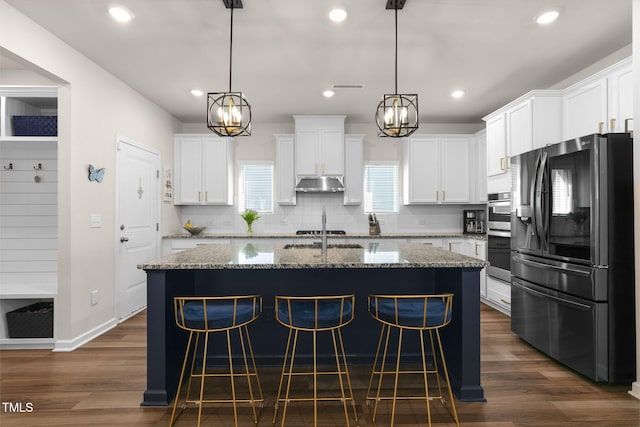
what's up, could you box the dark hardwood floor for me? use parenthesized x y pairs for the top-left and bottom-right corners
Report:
(1, 304), (638, 426)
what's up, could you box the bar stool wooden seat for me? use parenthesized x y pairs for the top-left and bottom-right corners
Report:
(170, 296), (263, 427)
(366, 294), (459, 427)
(273, 295), (358, 427)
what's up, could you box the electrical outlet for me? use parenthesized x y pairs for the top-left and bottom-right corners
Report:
(91, 290), (99, 306)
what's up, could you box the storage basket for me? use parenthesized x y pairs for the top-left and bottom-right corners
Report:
(6, 302), (54, 338)
(12, 115), (58, 137)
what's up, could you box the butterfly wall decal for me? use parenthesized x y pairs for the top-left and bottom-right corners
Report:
(88, 164), (105, 183)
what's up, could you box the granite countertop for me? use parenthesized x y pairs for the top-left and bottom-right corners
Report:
(140, 241), (487, 270)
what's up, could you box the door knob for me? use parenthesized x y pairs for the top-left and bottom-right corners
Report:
(120, 237), (129, 243)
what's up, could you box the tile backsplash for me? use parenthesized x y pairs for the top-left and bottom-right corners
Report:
(180, 193), (485, 235)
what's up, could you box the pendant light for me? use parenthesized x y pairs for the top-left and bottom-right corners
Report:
(375, 0), (418, 138)
(207, 0), (251, 137)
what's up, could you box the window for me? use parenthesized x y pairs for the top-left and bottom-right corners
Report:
(364, 163), (399, 213)
(239, 163), (274, 213)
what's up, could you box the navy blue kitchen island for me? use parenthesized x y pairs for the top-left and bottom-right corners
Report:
(139, 241), (487, 406)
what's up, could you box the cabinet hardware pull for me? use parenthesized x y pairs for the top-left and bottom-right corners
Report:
(610, 118), (616, 131)
(506, 156), (510, 169)
(499, 157), (504, 170)
(436, 191), (439, 201)
(322, 163), (325, 174)
(205, 191), (208, 202)
(625, 118), (633, 133)
(500, 298), (511, 305)
(198, 191), (201, 202)
(448, 242), (452, 251)
(475, 244), (479, 256)
(442, 190), (445, 201)
(598, 122), (604, 134)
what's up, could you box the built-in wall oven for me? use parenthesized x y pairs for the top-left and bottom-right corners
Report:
(487, 192), (511, 283)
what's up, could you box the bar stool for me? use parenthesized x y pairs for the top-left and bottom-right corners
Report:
(366, 294), (459, 427)
(273, 295), (358, 427)
(170, 296), (264, 427)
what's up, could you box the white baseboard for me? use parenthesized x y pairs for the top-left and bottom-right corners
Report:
(53, 317), (117, 352)
(629, 382), (640, 400)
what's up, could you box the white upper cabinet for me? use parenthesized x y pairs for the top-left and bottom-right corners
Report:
(485, 114), (507, 176)
(294, 115), (345, 176)
(343, 134), (364, 205)
(563, 57), (632, 139)
(173, 134), (233, 205)
(275, 134), (296, 205)
(485, 91), (563, 177)
(403, 135), (470, 204)
(474, 130), (488, 203)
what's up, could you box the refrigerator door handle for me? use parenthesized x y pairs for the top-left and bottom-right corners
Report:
(534, 151), (548, 250)
(512, 280), (592, 311)
(512, 253), (591, 277)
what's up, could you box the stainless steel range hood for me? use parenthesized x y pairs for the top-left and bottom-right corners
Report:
(295, 176), (344, 193)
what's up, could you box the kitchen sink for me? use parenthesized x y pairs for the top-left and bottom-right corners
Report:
(283, 243), (364, 249)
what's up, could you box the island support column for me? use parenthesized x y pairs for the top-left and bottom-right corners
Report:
(435, 267), (485, 402)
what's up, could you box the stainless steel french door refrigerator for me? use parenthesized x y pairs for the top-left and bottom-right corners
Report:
(510, 132), (635, 383)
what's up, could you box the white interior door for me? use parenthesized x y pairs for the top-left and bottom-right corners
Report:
(116, 136), (159, 321)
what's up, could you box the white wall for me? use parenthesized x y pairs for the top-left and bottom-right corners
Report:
(0, 1), (182, 348)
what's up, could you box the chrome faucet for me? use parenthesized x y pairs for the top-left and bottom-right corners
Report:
(321, 206), (327, 256)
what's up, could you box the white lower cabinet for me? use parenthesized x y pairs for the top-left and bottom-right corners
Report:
(485, 276), (511, 315)
(162, 238), (232, 255)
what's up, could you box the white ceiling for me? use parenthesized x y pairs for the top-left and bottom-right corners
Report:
(2, 0), (633, 125)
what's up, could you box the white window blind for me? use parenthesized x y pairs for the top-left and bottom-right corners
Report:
(364, 164), (399, 213)
(239, 163), (274, 213)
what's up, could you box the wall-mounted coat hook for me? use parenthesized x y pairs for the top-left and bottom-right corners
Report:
(34, 163), (42, 183)
(3, 163), (13, 171)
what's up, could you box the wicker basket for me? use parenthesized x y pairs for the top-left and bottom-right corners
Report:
(12, 116), (58, 137)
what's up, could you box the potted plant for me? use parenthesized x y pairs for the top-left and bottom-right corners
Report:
(240, 209), (260, 236)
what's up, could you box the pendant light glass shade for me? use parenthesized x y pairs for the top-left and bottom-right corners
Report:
(207, 92), (251, 136)
(207, 1), (251, 137)
(375, 1), (418, 138)
(376, 93), (418, 137)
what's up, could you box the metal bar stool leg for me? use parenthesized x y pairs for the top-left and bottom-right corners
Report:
(170, 330), (194, 427)
(337, 328), (358, 423)
(280, 329), (300, 427)
(435, 329), (460, 426)
(420, 329), (432, 426)
(273, 327), (293, 425)
(331, 329), (350, 426)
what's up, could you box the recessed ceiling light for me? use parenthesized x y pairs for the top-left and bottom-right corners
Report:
(329, 8), (347, 23)
(323, 90), (335, 98)
(109, 5), (135, 23)
(190, 89), (204, 97)
(535, 10), (559, 25)
(451, 89), (465, 99)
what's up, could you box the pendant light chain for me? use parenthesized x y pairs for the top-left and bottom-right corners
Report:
(394, 5), (398, 95)
(375, 0), (418, 138)
(207, 0), (251, 137)
(228, 3), (233, 92)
